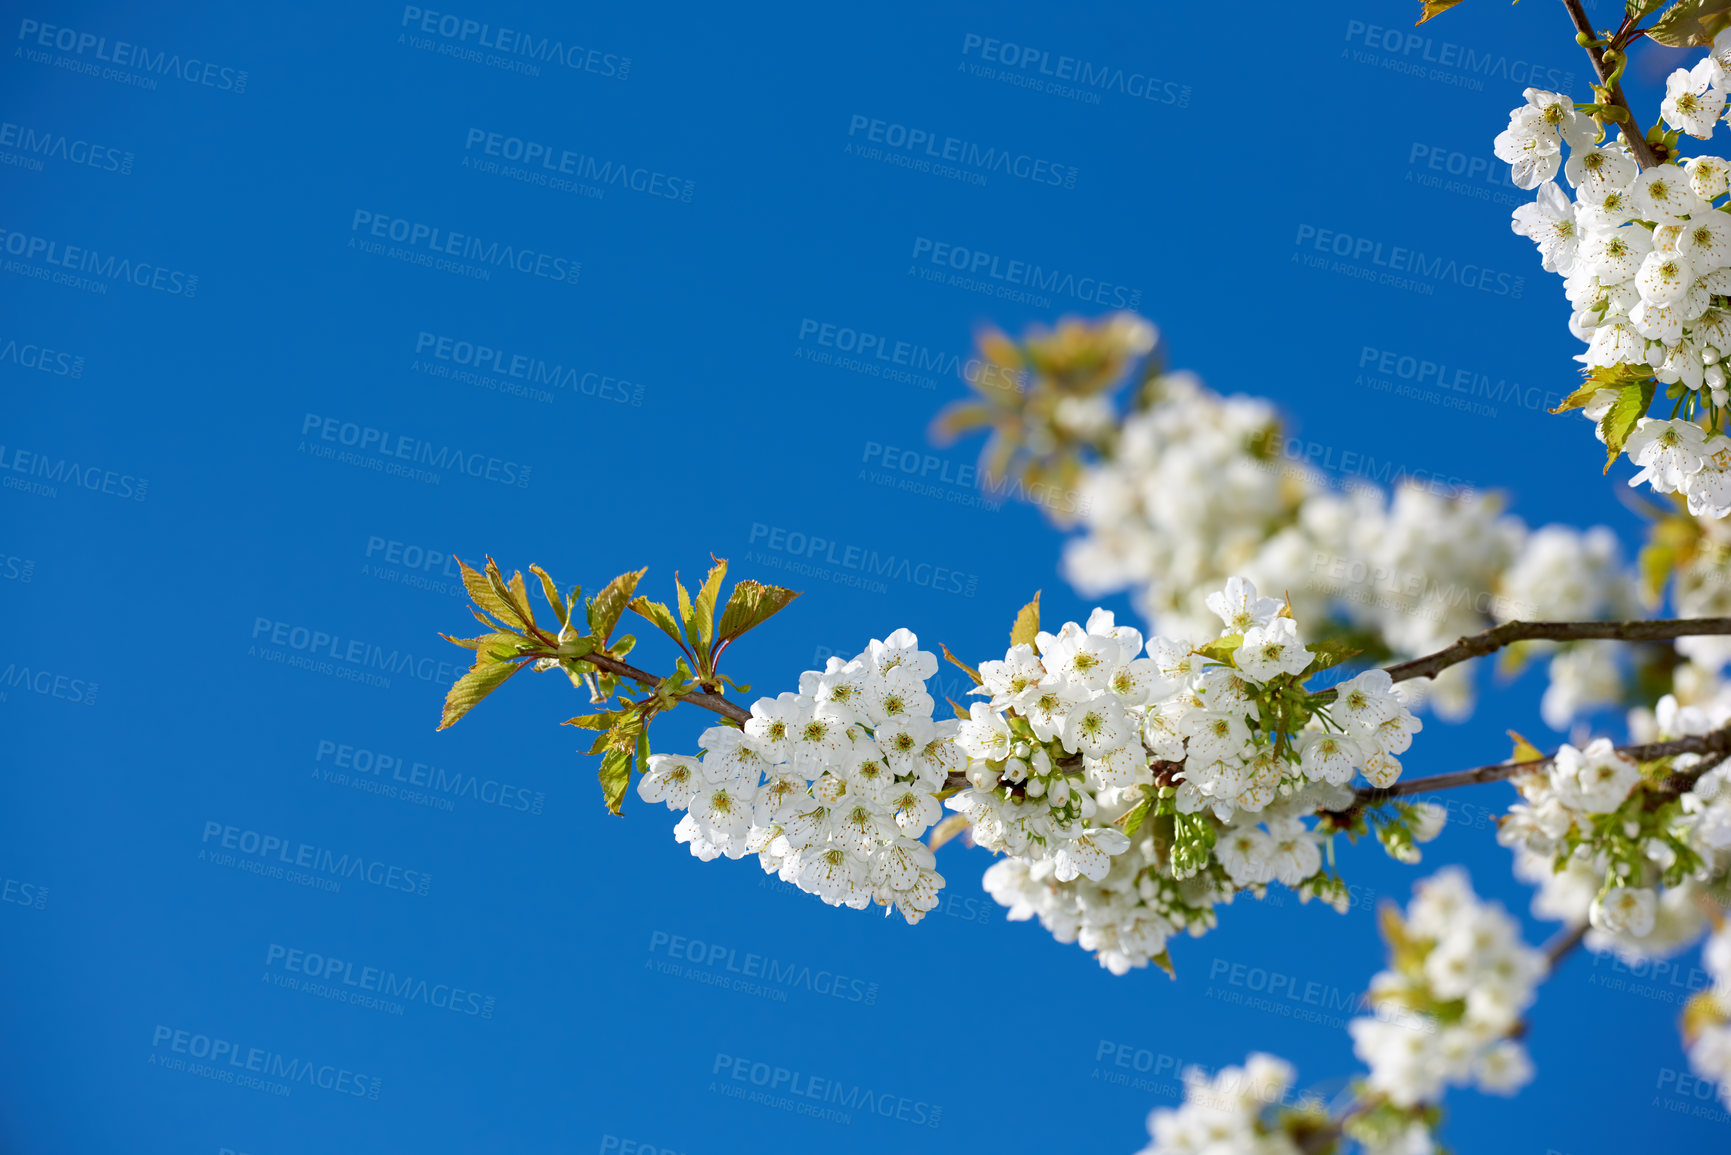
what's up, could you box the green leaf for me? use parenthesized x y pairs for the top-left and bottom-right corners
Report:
(588, 569), (647, 644)
(529, 564), (566, 627)
(1649, 0), (1731, 47)
(507, 569), (535, 631)
(1628, 0), (1668, 17)
(1508, 729), (1545, 765)
(1415, 0), (1466, 25)
(691, 557), (727, 660)
(1194, 635), (1243, 666)
(457, 556), (523, 627)
(1304, 639), (1363, 676)
(939, 642), (982, 686)
(437, 659), (524, 730)
(1118, 795), (1154, 840)
(1598, 379), (1656, 472)
(1550, 382), (1606, 415)
(629, 596), (685, 647)
(715, 579), (800, 644)
(1010, 591), (1041, 648)
(484, 557), (532, 629)
(674, 574), (695, 650)
(562, 711), (620, 731)
(597, 749), (632, 816)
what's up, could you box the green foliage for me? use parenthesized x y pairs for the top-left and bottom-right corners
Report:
(1648, 0), (1731, 48)
(939, 643), (983, 686)
(1194, 634), (1244, 667)
(1414, 0), (1467, 26)
(1303, 639), (1362, 676)
(1599, 378), (1656, 471)
(439, 555), (797, 816)
(1010, 591), (1042, 648)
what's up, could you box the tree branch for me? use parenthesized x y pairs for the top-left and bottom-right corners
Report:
(1559, 0), (1660, 168)
(1351, 727), (1731, 807)
(1382, 617), (1731, 685)
(572, 650), (752, 725)
(1543, 920), (1589, 971)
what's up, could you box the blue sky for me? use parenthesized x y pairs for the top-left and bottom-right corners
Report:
(3, 1), (1725, 1151)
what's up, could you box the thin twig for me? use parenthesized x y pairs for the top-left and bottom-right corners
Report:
(1543, 921), (1589, 971)
(1383, 617), (1731, 685)
(1559, 0), (1660, 168)
(570, 650), (752, 725)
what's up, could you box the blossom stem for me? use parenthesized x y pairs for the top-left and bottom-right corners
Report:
(1382, 616), (1731, 685)
(1559, 0), (1660, 168)
(573, 650), (752, 725)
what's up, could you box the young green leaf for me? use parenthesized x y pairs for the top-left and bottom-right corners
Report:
(437, 659), (525, 730)
(938, 643), (983, 686)
(588, 569), (647, 644)
(715, 579), (800, 644)
(1415, 0), (1466, 25)
(1304, 639), (1363, 676)
(597, 749), (633, 816)
(563, 711), (620, 731)
(1010, 591), (1041, 648)
(629, 596), (686, 647)
(1194, 635), (1243, 666)
(690, 558), (729, 660)
(1648, 0), (1731, 48)
(457, 556), (523, 627)
(1117, 795), (1154, 840)
(926, 813), (971, 852)
(529, 564), (566, 626)
(1598, 379), (1656, 472)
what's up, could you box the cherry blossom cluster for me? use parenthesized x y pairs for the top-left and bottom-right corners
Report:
(965, 577), (1434, 974)
(1500, 687), (1731, 961)
(1500, 58), (1731, 516)
(1134, 1052), (1325, 1155)
(1055, 338), (1639, 727)
(636, 628), (958, 924)
(1686, 920), (1731, 1110)
(1347, 868), (1546, 1113)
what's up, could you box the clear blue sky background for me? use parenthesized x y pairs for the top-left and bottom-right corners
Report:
(3, 1), (1724, 1151)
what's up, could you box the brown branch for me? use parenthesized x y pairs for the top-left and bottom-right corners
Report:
(1382, 617), (1731, 686)
(1352, 727), (1731, 806)
(1543, 921), (1589, 971)
(1559, 0), (1660, 168)
(574, 650), (751, 725)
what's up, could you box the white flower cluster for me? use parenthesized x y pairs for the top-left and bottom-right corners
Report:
(636, 628), (958, 924)
(1058, 366), (1637, 725)
(1501, 64), (1731, 517)
(1135, 1053), (1315, 1155)
(1503, 684), (1731, 961)
(1686, 921), (1731, 1110)
(969, 578), (1429, 974)
(1348, 869), (1546, 1109)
